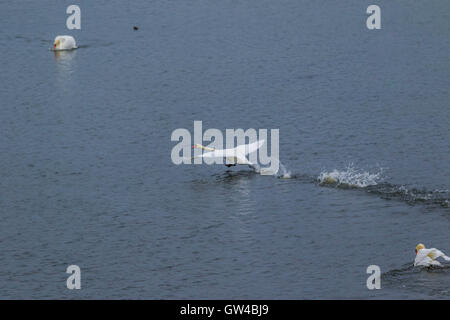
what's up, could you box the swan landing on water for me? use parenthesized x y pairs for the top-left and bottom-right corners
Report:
(192, 140), (264, 171)
(414, 243), (450, 267)
(53, 35), (77, 51)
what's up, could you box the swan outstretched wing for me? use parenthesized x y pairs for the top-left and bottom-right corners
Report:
(191, 140), (264, 168)
(236, 139), (265, 155)
(193, 149), (227, 159)
(194, 140), (264, 159)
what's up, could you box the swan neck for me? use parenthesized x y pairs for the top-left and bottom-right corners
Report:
(200, 145), (215, 151)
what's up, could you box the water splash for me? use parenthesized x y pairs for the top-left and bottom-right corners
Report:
(256, 160), (291, 178)
(318, 165), (382, 188)
(277, 162), (291, 179)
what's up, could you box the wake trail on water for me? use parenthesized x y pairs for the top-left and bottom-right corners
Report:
(315, 164), (449, 208)
(214, 160), (449, 208)
(272, 163), (450, 208)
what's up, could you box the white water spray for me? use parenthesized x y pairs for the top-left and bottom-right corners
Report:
(318, 165), (382, 188)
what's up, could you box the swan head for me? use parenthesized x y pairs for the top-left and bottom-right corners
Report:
(53, 39), (61, 50)
(415, 243), (425, 254)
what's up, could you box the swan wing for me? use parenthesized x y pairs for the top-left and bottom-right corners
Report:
(414, 248), (450, 266)
(427, 248), (450, 261)
(193, 149), (226, 159)
(193, 150), (253, 166)
(235, 155), (252, 165)
(196, 140), (264, 158)
(191, 141), (263, 166)
(235, 139), (265, 155)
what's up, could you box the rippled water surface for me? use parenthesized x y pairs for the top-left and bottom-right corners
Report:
(0, 1), (449, 299)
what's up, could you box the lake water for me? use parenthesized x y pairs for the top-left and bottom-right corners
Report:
(0, 0), (449, 299)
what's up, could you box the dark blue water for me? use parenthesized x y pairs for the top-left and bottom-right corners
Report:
(0, 1), (449, 299)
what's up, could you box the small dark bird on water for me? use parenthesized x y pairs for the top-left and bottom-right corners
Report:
(133, 26), (139, 31)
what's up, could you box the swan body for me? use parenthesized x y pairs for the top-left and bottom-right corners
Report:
(192, 140), (264, 168)
(414, 243), (450, 267)
(53, 35), (77, 51)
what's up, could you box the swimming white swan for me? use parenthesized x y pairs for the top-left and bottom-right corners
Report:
(192, 140), (264, 169)
(414, 243), (450, 267)
(53, 35), (77, 51)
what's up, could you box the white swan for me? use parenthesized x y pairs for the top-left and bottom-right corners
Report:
(53, 35), (77, 51)
(192, 140), (264, 169)
(414, 243), (450, 267)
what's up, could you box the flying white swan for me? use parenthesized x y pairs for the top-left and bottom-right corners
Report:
(53, 35), (77, 51)
(414, 243), (450, 267)
(192, 140), (264, 169)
